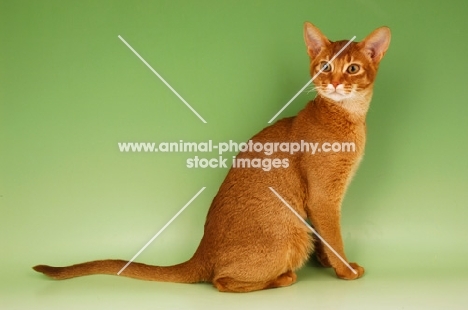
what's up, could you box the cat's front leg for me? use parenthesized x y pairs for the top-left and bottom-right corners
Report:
(308, 196), (364, 280)
(313, 237), (332, 268)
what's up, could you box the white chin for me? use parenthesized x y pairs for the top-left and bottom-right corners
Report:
(323, 93), (350, 102)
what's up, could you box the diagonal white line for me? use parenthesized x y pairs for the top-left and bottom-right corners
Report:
(117, 187), (206, 275)
(268, 186), (357, 275)
(118, 35), (207, 124)
(267, 36), (356, 124)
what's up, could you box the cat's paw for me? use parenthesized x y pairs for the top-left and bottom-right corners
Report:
(335, 262), (365, 280)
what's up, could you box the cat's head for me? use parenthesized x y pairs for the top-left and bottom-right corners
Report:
(304, 23), (390, 113)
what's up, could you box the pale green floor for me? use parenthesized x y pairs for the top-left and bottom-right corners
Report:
(5, 271), (468, 310)
(3, 249), (468, 310)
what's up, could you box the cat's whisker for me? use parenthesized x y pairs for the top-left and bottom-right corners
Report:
(353, 92), (367, 100)
(304, 86), (318, 94)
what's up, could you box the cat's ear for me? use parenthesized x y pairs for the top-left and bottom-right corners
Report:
(358, 27), (391, 63)
(303, 22), (330, 59)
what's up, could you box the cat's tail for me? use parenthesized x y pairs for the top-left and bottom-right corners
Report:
(32, 257), (208, 283)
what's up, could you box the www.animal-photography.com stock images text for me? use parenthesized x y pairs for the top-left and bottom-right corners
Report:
(2, 1), (468, 309)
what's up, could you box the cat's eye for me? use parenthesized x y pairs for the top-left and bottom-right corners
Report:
(320, 61), (332, 72)
(347, 64), (360, 74)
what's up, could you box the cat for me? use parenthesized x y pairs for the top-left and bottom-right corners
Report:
(33, 22), (391, 293)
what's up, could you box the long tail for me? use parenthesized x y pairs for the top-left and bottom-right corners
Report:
(33, 257), (207, 283)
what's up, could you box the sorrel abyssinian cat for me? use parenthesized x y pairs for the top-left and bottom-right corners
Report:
(33, 23), (390, 292)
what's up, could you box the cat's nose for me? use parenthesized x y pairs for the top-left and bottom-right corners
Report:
(331, 81), (340, 88)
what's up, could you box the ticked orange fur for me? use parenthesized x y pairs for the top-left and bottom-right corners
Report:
(33, 23), (391, 293)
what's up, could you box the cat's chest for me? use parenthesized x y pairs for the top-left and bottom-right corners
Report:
(294, 98), (368, 148)
(296, 122), (366, 152)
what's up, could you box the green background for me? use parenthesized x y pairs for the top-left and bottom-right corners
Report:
(2, 0), (468, 309)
